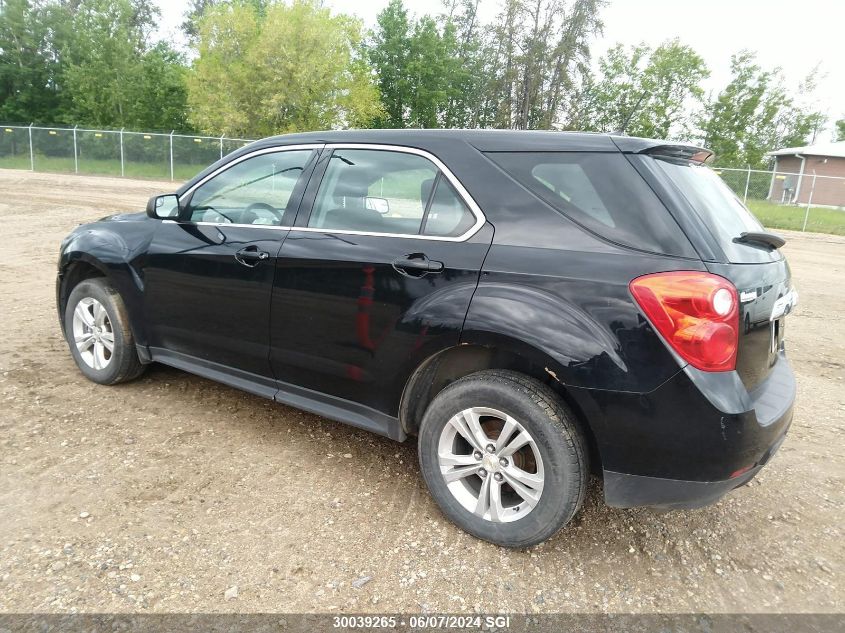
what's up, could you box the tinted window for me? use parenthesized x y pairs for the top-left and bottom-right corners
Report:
(423, 177), (476, 237)
(188, 150), (312, 225)
(653, 159), (769, 263)
(309, 149), (438, 235)
(486, 152), (694, 256)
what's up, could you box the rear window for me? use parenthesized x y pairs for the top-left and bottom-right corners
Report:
(652, 158), (769, 263)
(486, 152), (694, 257)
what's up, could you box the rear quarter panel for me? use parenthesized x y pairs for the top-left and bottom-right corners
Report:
(458, 152), (712, 476)
(458, 149), (705, 394)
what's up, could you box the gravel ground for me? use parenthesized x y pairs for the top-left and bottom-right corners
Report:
(0, 169), (842, 614)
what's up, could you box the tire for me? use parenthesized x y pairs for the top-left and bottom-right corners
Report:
(63, 277), (145, 385)
(418, 370), (588, 548)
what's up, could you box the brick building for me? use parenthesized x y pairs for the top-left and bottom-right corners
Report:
(767, 142), (845, 208)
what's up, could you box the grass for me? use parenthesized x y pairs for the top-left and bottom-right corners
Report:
(746, 199), (845, 236)
(0, 154), (205, 182)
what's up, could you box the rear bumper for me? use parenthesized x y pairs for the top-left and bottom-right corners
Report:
(604, 429), (788, 509)
(570, 351), (795, 509)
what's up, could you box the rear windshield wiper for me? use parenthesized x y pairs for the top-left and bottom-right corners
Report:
(734, 231), (786, 250)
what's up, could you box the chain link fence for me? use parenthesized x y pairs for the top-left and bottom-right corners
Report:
(0, 124), (254, 182)
(2, 123), (844, 234)
(716, 166), (845, 234)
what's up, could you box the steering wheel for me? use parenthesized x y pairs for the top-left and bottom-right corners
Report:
(243, 202), (284, 225)
(194, 205), (235, 224)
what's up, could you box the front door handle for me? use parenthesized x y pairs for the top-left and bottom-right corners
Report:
(392, 253), (444, 277)
(235, 245), (269, 267)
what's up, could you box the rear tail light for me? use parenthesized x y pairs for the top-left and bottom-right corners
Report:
(630, 271), (739, 372)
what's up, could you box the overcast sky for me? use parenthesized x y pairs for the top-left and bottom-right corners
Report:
(154, 0), (845, 140)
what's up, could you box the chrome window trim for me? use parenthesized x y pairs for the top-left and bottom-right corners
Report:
(170, 142), (487, 242)
(162, 220), (290, 231)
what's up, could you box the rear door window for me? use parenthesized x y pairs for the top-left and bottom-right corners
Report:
(308, 148), (478, 238)
(309, 149), (436, 235)
(486, 151), (695, 257)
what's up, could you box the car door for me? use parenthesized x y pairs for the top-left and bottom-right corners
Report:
(142, 145), (320, 394)
(269, 145), (494, 416)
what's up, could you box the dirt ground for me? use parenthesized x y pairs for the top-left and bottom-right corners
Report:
(0, 169), (842, 614)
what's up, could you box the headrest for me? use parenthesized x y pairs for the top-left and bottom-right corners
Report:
(421, 178), (435, 207)
(333, 167), (370, 201)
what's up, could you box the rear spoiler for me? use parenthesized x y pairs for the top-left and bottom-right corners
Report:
(641, 144), (713, 164)
(610, 136), (713, 164)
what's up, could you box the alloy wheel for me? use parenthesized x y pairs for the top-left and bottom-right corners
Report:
(71, 297), (114, 370)
(437, 406), (545, 523)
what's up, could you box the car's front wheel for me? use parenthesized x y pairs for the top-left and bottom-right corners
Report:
(418, 370), (588, 548)
(63, 277), (145, 385)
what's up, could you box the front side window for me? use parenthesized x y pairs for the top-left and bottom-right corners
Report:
(187, 150), (313, 225)
(308, 149), (475, 237)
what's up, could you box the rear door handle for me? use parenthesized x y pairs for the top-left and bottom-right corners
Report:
(392, 254), (444, 276)
(235, 245), (269, 267)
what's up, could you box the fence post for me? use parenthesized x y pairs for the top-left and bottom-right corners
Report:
(220, 134), (224, 160)
(169, 131), (174, 181)
(119, 128), (125, 177)
(28, 123), (34, 171)
(743, 165), (751, 204)
(802, 172), (817, 232)
(766, 167), (777, 201)
(73, 125), (78, 174)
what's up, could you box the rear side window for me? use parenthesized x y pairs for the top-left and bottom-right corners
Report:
(486, 152), (694, 256)
(423, 177), (476, 237)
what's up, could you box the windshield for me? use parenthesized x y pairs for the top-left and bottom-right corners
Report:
(654, 158), (772, 263)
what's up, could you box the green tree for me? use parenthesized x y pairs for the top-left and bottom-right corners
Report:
(182, 0), (220, 42)
(405, 16), (450, 128)
(0, 0), (65, 123)
(577, 39), (709, 139)
(575, 42), (649, 133)
(441, 0), (486, 128)
(130, 44), (189, 131)
(60, 0), (188, 130)
(539, 0), (606, 128)
(836, 118), (845, 142)
(368, 0), (410, 128)
(481, 0), (521, 128)
(642, 40), (708, 138)
(367, 0), (483, 129)
(700, 51), (826, 167)
(480, 0), (605, 130)
(182, 0), (269, 42)
(188, 0), (381, 136)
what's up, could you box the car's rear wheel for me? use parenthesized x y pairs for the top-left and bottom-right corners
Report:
(63, 278), (145, 385)
(418, 370), (588, 548)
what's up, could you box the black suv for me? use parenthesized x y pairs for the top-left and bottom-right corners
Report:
(57, 130), (796, 547)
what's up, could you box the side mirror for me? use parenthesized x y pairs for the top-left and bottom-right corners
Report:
(365, 196), (390, 214)
(146, 194), (180, 219)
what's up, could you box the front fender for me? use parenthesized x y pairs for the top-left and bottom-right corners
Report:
(58, 217), (155, 345)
